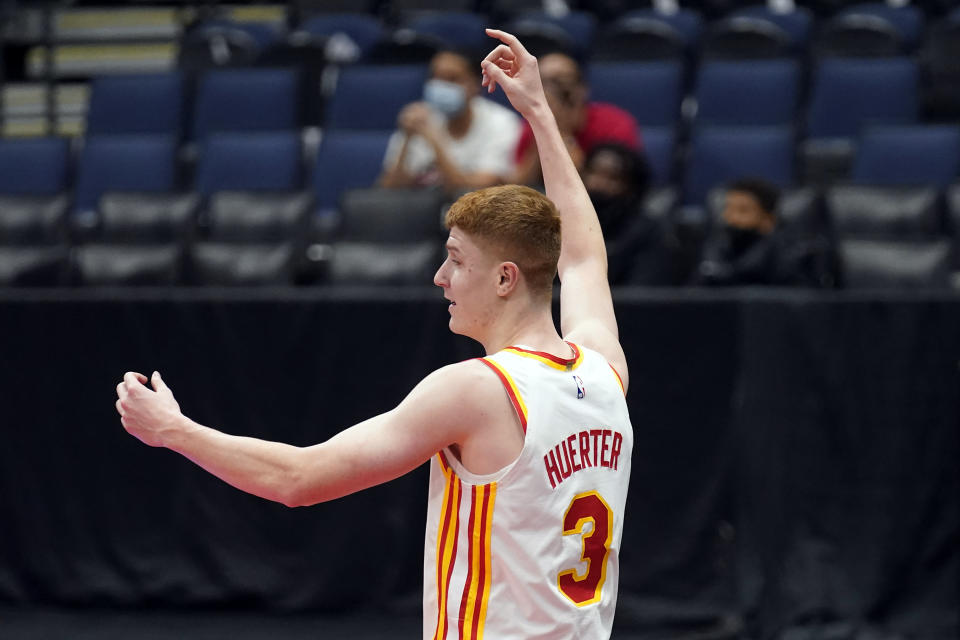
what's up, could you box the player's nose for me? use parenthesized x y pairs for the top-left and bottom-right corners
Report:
(433, 263), (448, 288)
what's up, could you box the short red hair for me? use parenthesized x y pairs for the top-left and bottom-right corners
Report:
(445, 185), (561, 299)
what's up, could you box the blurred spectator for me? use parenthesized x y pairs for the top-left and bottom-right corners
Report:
(583, 143), (677, 285)
(513, 52), (640, 186)
(379, 49), (521, 193)
(694, 178), (824, 287)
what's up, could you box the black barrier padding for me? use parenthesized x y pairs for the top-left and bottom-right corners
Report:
(0, 289), (957, 639)
(736, 296), (960, 639)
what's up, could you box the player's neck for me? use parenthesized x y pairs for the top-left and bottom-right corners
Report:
(480, 303), (566, 357)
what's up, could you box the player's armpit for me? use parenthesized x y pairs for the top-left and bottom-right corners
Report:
(289, 360), (501, 507)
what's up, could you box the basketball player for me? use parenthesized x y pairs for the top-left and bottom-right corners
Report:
(116, 30), (633, 639)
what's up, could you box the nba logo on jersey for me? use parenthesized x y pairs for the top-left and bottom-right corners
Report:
(573, 375), (585, 399)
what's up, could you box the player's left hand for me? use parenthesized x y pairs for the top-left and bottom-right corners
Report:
(116, 371), (182, 447)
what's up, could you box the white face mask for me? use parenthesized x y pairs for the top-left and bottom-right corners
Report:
(423, 79), (467, 116)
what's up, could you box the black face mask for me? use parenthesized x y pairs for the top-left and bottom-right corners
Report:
(724, 225), (764, 256)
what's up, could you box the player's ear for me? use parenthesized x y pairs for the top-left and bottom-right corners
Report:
(497, 262), (520, 297)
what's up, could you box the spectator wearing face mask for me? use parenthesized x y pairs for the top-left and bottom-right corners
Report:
(379, 49), (521, 193)
(695, 178), (823, 287)
(583, 143), (678, 285)
(513, 52), (640, 187)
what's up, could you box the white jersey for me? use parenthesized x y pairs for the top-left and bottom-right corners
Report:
(423, 342), (633, 640)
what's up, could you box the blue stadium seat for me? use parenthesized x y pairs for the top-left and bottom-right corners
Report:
(694, 59), (800, 126)
(298, 13), (384, 60)
(512, 11), (597, 52)
(195, 132), (303, 196)
(620, 8), (704, 48)
(192, 68), (299, 138)
(404, 12), (488, 52)
(325, 64), (427, 130)
(730, 6), (813, 49)
(74, 135), (178, 214)
(313, 130), (391, 213)
(179, 19), (285, 69)
(641, 126), (676, 187)
(86, 73), (183, 136)
(588, 61), (682, 128)
(0, 138), (69, 195)
(838, 3), (925, 49)
(806, 58), (918, 140)
(852, 125), (960, 187)
(683, 126), (795, 205)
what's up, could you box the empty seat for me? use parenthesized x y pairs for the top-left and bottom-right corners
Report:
(806, 58), (918, 140)
(365, 33), (442, 65)
(206, 191), (313, 242)
(179, 20), (284, 70)
(840, 239), (952, 288)
(0, 138), (69, 195)
(86, 73), (183, 135)
(702, 16), (793, 59)
(827, 185), (942, 238)
(588, 61), (683, 128)
(814, 13), (904, 58)
(693, 59), (800, 126)
(189, 242), (296, 285)
(683, 126), (795, 205)
(590, 17), (686, 62)
(837, 3), (924, 49)
(95, 193), (199, 244)
(325, 64), (427, 130)
(327, 187), (442, 284)
(314, 130), (392, 213)
(0, 246), (69, 286)
(195, 132), (302, 196)
(74, 135), (178, 215)
(510, 11), (597, 55)
(0, 195), (69, 245)
(641, 126), (676, 187)
(730, 6), (813, 49)
(851, 125), (960, 187)
(618, 8), (704, 49)
(297, 13), (384, 60)
(72, 244), (183, 286)
(192, 68), (299, 138)
(403, 12), (488, 52)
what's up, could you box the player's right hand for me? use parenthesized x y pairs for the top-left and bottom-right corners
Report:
(480, 29), (548, 118)
(115, 370), (183, 448)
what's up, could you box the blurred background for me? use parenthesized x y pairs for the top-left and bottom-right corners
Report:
(0, 0), (957, 639)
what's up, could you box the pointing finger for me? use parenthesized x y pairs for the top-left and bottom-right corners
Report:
(485, 29), (530, 59)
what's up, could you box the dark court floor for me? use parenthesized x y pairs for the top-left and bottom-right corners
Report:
(0, 607), (422, 640)
(0, 606), (742, 640)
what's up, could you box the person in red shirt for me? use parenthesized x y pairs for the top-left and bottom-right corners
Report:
(512, 51), (640, 186)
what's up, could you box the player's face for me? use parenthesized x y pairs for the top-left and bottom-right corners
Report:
(434, 227), (503, 339)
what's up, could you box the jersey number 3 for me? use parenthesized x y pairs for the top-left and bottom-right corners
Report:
(557, 491), (613, 606)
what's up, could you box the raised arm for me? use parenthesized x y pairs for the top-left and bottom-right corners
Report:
(115, 364), (500, 507)
(480, 30), (628, 388)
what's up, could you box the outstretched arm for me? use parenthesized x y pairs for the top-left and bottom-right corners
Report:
(115, 364), (496, 507)
(480, 30), (628, 388)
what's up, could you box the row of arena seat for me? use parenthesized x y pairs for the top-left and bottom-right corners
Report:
(2, 122), (959, 213)
(174, 4), (960, 61)
(78, 56), (934, 135)
(1, 183), (958, 288)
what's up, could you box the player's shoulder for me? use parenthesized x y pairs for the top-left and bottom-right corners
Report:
(419, 358), (508, 405)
